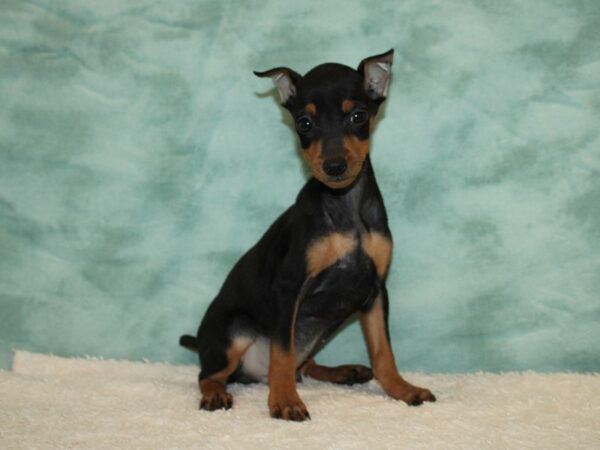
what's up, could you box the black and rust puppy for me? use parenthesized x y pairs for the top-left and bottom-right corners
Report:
(180, 50), (435, 421)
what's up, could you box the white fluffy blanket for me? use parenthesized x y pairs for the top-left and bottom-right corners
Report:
(1, 351), (598, 449)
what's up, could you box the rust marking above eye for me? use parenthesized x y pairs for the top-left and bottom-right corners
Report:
(361, 232), (393, 278)
(306, 232), (357, 276)
(305, 103), (317, 115)
(342, 99), (355, 113)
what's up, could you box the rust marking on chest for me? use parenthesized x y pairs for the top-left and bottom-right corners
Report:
(306, 232), (357, 277)
(361, 232), (393, 278)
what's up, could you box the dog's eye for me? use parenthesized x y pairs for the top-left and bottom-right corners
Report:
(296, 116), (313, 134)
(350, 110), (368, 126)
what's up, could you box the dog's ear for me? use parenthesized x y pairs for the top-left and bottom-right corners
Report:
(357, 49), (394, 101)
(254, 67), (302, 105)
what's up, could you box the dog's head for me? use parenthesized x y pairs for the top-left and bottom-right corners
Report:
(255, 50), (393, 189)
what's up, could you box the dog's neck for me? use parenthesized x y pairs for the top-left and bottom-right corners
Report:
(301, 155), (387, 232)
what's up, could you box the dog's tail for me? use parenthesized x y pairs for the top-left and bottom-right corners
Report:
(179, 334), (199, 353)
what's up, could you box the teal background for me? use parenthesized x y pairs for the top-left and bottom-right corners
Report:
(1, 0), (599, 373)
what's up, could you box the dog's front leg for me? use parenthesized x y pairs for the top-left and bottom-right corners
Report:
(360, 284), (436, 406)
(268, 279), (312, 421)
(268, 339), (309, 421)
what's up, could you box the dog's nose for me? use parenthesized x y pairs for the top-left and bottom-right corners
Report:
(322, 158), (347, 177)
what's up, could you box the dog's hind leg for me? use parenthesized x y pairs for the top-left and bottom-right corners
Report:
(300, 358), (373, 385)
(197, 335), (253, 411)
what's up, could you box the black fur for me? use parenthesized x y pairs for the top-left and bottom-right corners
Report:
(179, 50), (435, 418)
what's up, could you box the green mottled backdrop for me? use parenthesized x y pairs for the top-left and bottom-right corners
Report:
(1, 0), (599, 372)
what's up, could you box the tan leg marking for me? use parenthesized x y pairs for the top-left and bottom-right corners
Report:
(360, 296), (436, 405)
(361, 232), (393, 278)
(300, 358), (373, 385)
(306, 232), (357, 277)
(199, 337), (253, 410)
(268, 343), (310, 421)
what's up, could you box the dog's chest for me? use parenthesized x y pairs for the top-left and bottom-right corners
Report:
(305, 228), (391, 279)
(239, 232), (391, 384)
(299, 229), (390, 321)
(308, 186), (391, 278)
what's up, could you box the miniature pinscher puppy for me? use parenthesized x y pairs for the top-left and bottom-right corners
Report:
(180, 49), (436, 421)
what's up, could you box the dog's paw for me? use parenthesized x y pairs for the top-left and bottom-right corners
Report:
(199, 391), (233, 411)
(380, 378), (436, 406)
(397, 386), (436, 406)
(340, 365), (373, 385)
(269, 398), (310, 421)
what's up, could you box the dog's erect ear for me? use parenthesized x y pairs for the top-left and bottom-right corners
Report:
(357, 49), (394, 100)
(254, 67), (302, 105)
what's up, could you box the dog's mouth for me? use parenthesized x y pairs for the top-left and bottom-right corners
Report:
(310, 162), (365, 189)
(324, 175), (355, 189)
(306, 155), (365, 190)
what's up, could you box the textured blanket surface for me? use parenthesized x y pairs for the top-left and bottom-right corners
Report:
(1, 0), (599, 374)
(1, 352), (598, 449)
